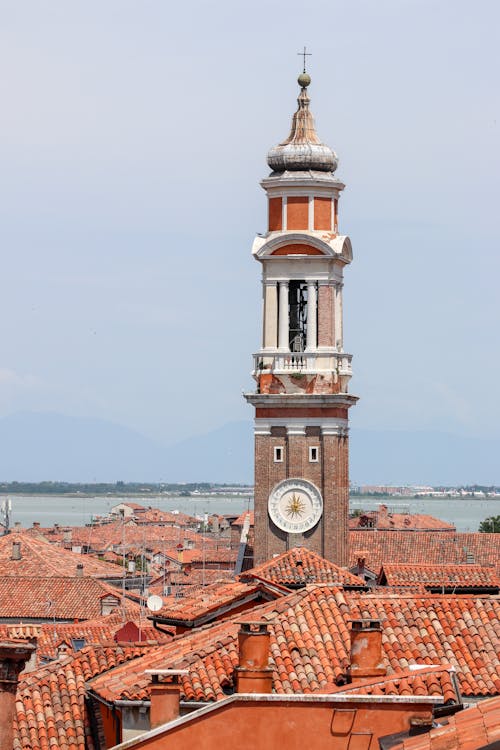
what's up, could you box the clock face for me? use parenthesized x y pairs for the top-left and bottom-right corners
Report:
(268, 479), (323, 534)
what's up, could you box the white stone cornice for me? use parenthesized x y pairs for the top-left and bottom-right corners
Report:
(252, 233), (352, 264)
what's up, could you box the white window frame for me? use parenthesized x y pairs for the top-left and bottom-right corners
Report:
(274, 446), (284, 463)
(309, 446), (319, 463)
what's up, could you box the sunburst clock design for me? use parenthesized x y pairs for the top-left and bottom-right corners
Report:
(285, 493), (306, 518)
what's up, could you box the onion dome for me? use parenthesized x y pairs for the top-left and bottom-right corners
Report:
(267, 74), (338, 174)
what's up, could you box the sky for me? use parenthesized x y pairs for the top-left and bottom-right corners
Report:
(0, 0), (499, 446)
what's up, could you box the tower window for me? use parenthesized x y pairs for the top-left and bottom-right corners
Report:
(309, 446), (319, 462)
(274, 447), (284, 462)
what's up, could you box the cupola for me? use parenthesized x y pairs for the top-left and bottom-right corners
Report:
(267, 73), (338, 174)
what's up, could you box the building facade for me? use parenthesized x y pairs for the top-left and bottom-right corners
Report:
(245, 71), (357, 566)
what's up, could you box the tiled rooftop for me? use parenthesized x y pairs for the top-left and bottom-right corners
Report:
(240, 546), (366, 587)
(163, 547), (237, 565)
(152, 568), (235, 591)
(232, 511), (254, 527)
(155, 579), (284, 625)
(323, 664), (459, 704)
(347, 590), (500, 696)
(89, 585), (500, 705)
(349, 508), (455, 532)
(0, 609), (172, 660)
(393, 694), (500, 750)
(31, 521), (210, 554)
(0, 576), (139, 621)
(0, 531), (123, 578)
(14, 644), (150, 750)
(350, 531), (500, 574)
(378, 563), (499, 589)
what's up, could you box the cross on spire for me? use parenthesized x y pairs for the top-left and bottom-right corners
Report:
(297, 46), (312, 73)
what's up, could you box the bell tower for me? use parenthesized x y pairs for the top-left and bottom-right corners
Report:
(245, 70), (357, 566)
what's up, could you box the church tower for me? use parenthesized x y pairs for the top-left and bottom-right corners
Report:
(245, 70), (357, 566)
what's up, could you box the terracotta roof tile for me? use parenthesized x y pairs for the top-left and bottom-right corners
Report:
(378, 564), (499, 589)
(350, 509), (455, 532)
(0, 531), (123, 578)
(240, 547), (365, 587)
(394, 694), (500, 750)
(155, 579), (284, 625)
(232, 511), (254, 527)
(90, 586), (499, 706)
(0, 576), (139, 621)
(350, 531), (500, 575)
(14, 644), (151, 750)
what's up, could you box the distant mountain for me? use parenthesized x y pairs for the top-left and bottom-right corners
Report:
(0, 411), (497, 485)
(0, 412), (166, 482)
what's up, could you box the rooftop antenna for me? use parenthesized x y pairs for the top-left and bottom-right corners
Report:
(1, 498), (12, 533)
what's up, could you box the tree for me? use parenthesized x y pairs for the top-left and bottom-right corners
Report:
(478, 515), (500, 533)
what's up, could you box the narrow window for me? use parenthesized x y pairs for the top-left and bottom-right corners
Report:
(274, 447), (284, 462)
(309, 446), (319, 462)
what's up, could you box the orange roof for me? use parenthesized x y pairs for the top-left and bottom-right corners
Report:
(0, 610), (172, 660)
(0, 576), (139, 621)
(231, 511), (254, 527)
(347, 590), (500, 696)
(393, 694), (500, 750)
(133, 508), (198, 526)
(350, 531), (500, 574)
(149, 569), (235, 596)
(350, 508), (455, 532)
(0, 531), (123, 578)
(163, 547), (237, 565)
(378, 563), (499, 589)
(155, 579), (285, 626)
(30, 521), (205, 553)
(323, 664), (459, 704)
(240, 547), (365, 588)
(14, 644), (151, 750)
(89, 585), (500, 705)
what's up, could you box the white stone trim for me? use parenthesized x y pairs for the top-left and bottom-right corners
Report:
(286, 424), (307, 436)
(254, 417), (348, 433)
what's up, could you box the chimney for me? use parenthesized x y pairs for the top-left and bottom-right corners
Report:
(354, 550), (368, 580)
(76, 563), (84, 577)
(13, 522), (21, 530)
(145, 669), (188, 728)
(56, 641), (71, 660)
(32, 522), (40, 529)
(11, 542), (21, 561)
(0, 641), (36, 750)
(348, 619), (386, 681)
(234, 621), (273, 694)
(63, 528), (72, 544)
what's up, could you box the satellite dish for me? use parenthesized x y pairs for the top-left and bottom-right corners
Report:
(146, 595), (163, 612)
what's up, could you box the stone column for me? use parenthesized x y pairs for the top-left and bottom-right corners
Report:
(334, 282), (343, 350)
(318, 283), (333, 347)
(278, 281), (289, 351)
(306, 281), (317, 351)
(263, 282), (278, 349)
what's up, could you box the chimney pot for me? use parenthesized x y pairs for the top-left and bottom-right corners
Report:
(146, 669), (188, 728)
(76, 564), (84, 577)
(348, 619), (386, 681)
(32, 522), (40, 528)
(235, 621), (273, 694)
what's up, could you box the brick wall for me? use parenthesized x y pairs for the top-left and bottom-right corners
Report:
(254, 427), (349, 566)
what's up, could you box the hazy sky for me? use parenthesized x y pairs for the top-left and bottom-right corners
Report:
(0, 0), (499, 444)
